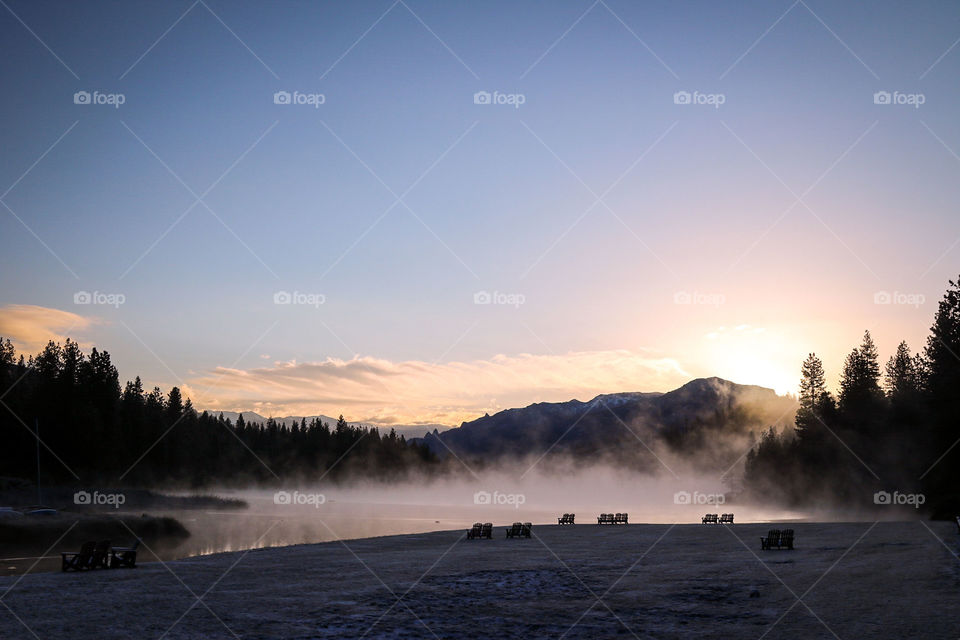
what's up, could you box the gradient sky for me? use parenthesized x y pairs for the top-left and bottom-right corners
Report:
(1, 1), (959, 425)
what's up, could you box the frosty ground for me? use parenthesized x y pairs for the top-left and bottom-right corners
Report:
(1, 521), (958, 639)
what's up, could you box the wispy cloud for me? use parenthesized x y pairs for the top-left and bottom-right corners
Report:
(188, 350), (690, 426)
(0, 304), (98, 353)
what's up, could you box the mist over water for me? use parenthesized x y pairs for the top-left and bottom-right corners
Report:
(157, 466), (819, 560)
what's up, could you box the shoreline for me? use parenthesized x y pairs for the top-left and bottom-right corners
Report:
(3, 521), (958, 639)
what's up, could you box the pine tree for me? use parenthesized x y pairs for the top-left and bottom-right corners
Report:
(839, 330), (883, 411)
(884, 341), (917, 400)
(796, 353), (827, 431)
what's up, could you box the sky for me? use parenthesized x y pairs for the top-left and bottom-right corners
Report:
(1, 0), (959, 426)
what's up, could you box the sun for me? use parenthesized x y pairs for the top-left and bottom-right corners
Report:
(702, 325), (799, 396)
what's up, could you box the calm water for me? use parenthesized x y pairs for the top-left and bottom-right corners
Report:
(1, 480), (812, 575)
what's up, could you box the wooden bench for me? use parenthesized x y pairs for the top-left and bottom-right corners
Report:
(614, 513), (628, 524)
(558, 513), (575, 525)
(718, 513), (734, 524)
(702, 513), (718, 524)
(760, 529), (794, 550)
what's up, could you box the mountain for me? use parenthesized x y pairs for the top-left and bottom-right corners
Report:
(416, 378), (797, 472)
(207, 411), (449, 442)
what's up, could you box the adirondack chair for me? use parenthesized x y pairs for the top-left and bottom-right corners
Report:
(466, 522), (483, 539)
(62, 541), (96, 572)
(780, 529), (795, 549)
(505, 522), (523, 538)
(719, 513), (734, 524)
(110, 540), (140, 568)
(597, 513), (614, 524)
(761, 529), (780, 549)
(520, 522), (532, 538)
(91, 540), (111, 569)
(480, 522), (493, 539)
(558, 513), (575, 525)
(702, 513), (718, 524)
(615, 513), (628, 524)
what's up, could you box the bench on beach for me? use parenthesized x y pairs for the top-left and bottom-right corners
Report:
(702, 513), (718, 524)
(558, 513), (575, 525)
(719, 513), (734, 524)
(506, 522), (532, 538)
(110, 539), (140, 568)
(760, 529), (794, 550)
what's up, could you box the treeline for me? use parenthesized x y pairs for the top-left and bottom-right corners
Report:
(0, 341), (437, 486)
(744, 276), (960, 516)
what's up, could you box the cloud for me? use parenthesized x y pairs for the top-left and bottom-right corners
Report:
(188, 350), (691, 426)
(0, 304), (98, 354)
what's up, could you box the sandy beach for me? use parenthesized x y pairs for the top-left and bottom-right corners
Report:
(2, 520), (957, 639)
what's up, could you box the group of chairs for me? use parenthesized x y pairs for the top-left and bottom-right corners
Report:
(505, 522), (532, 538)
(702, 513), (734, 524)
(597, 513), (628, 525)
(465, 522), (532, 539)
(466, 522), (493, 539)
(760, 529), (795, 550)
(61, 539), (139, 572)
(557, 513), (575, 524)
